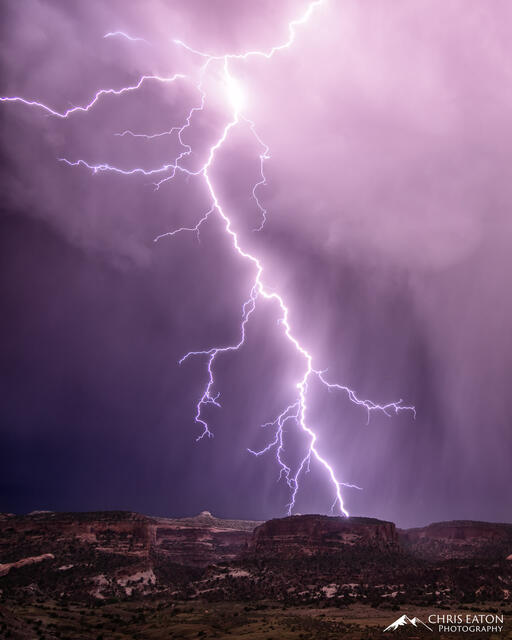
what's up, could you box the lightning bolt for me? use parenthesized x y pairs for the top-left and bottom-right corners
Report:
(1, 0), (415, 518)
(104, 31), (148, 44)
(0, 73), (186, 118)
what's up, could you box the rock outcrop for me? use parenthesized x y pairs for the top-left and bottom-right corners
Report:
(0, 553), (55, 577)
(153, 511), (260, 566)
(250, 515), (398, 557)
(0, 510), (260, 567)
(399, 520), (512, 560)
(0, 510), (261, 600)
(1, 511), (511, 603)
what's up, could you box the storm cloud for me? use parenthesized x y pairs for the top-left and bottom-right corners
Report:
(1, 0), (511, 527)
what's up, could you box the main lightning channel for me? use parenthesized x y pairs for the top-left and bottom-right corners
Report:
(0, 0), (415, 517)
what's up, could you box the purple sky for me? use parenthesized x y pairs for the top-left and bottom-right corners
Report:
(1, 0), (511, 527)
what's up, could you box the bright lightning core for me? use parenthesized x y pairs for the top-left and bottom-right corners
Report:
(0, 1), (415, 518)
(225, 74), (247, 111)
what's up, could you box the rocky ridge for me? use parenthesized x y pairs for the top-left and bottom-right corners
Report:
(398, 519), (512, 560)
(1, 511), (511, 605)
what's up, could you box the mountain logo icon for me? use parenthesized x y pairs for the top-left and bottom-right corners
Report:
(383, 614), (433, 632)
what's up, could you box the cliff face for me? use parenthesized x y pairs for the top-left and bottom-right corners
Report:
(0, 512), (401, 577)
(3, 512), (510, 571)
(398, 520), (512, 560)
(0, 510), (260, 600)
(0, 510), (260, 567)
(1, 511), (511, 603)
(153, 511), (258, 566)
(250, 515), (398, 557)
(0, 511), (154, 562)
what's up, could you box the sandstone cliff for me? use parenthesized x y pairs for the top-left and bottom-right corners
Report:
(399, 520), (512, 560)
(250, 515), (398, 557)
(1, 511), (511, 604)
